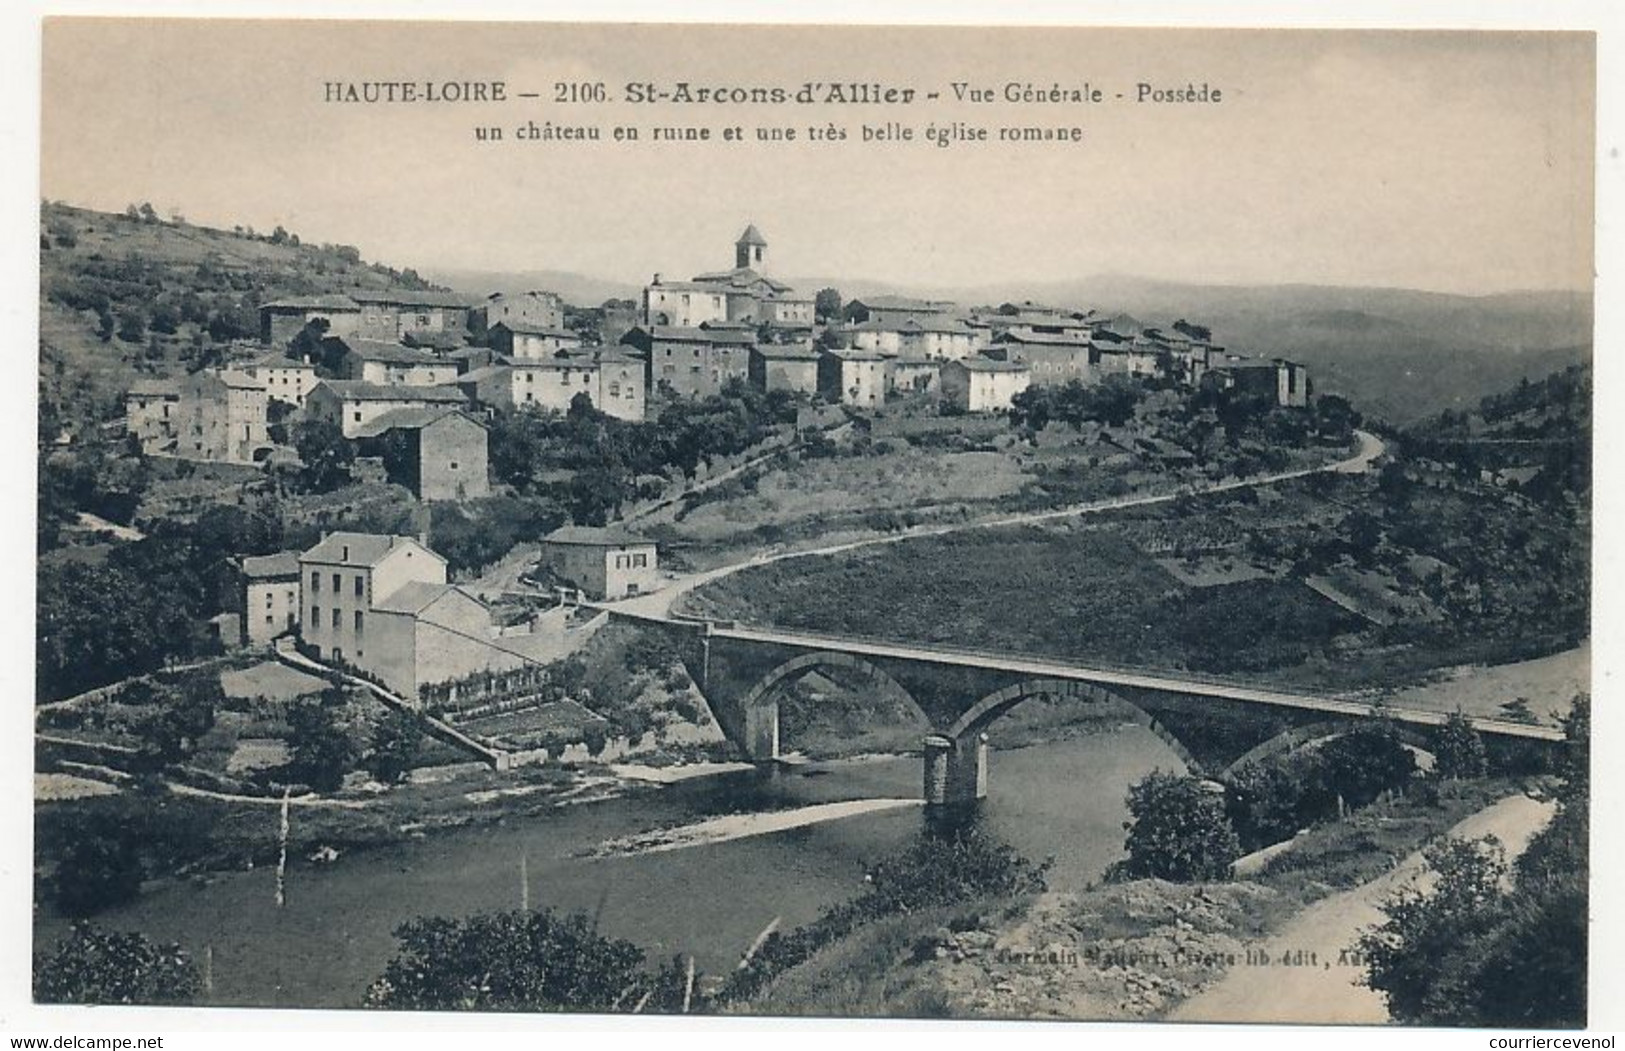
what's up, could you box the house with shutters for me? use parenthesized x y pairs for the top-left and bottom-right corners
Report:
(305, 380), (468, 438)
(297, 532), (523, 702)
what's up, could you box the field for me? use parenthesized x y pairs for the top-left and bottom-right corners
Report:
(687, 522), (1365, 681)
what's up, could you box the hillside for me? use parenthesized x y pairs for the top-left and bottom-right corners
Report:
(38, 201), (448, 432)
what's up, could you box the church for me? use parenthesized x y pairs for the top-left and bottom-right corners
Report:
(641, 225), (815, 329)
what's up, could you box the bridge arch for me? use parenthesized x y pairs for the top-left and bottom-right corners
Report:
(733, 650), (927, 760)
(945, 677), (1205, 777)
(1219, 719), (1438, 781)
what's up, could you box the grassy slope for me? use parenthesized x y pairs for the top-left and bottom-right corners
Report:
(687, 524), (1363, 680)
(39, 202), (442, 426)
(738, 779), (1521, 1021)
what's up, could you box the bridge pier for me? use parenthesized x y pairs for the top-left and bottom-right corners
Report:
(743, 700), (779, 760)
(924, 732), (987, 808)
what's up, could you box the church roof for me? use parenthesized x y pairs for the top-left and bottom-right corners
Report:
(736, 224), (767, 246)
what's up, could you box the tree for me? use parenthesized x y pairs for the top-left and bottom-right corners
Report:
(1118, 770), (1241, 882)
(287, 689), (360, 792)
(1432, 710), (1487, 780)
(365, 708), (425, 784)
(365, 909), (690, 1012)
(34, 924), (200, 1005)
(1358, 836), (1510, 1022)
(293, 419), (356, 493)
(814, 287), (842, 322)
(51, 834), (144, 917)
(116, 307), (147, 343)
(1318, 722), (1416, 809)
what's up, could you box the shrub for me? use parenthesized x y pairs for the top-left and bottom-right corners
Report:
(34, 924), (200, 1005)
(1117, 770), (1241, 882)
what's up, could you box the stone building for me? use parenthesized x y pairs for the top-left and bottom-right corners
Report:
(352, 407), (490, 501)
(538, 525), (659, 600)
(749, 344), (820, 395)
(305, 380), (468, 438)
(817, 347), (886, 409)
(940, 357), (1031, 413)
(238, 550), (302, 645)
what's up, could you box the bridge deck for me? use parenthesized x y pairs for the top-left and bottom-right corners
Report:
(611, 610), (1563, 743)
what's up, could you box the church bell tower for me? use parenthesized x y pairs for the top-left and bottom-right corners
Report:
(735, 223), (767, 270)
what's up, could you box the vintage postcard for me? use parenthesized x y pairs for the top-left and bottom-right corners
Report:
(27, 16), (1596, 1034)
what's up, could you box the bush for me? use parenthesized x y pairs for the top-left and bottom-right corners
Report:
(35, 923), (200, 1005)
(365, 909), (693, 1012)
(1116, 770), (1241, 882)
(1318, 722), (1417, 809)
(51, 834), (144, 917)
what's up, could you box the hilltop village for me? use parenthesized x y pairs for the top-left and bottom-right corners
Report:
(101, 224), (1312, 709)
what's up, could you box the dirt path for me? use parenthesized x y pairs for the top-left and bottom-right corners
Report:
(1168, 792), (1556, 1025)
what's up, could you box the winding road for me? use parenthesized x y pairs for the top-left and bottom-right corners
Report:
(605, 429), (1385, 621)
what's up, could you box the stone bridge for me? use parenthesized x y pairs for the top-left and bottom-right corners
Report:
(616, 613), (1566, 808)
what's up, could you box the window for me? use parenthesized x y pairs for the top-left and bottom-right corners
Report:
(311, 572), (320, 594)
(450, 461), (459, 470)
(354, 576), (363, 598)
(354, 611), (364, 636)
(608, 382), (620, 397)
(331, 608), (340, 630)
(332, 573), (341, 594)
(311, 605), (321, 626)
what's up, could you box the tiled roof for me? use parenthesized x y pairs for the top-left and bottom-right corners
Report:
(348, 289), (475, 309)
(216, 369), (268, 390)
(240, 551), (301, 578)
(126, 379), (179, 397)
(492, 321), (582, 339)
(301, 532), (444, 567)
(853, 295), (956, 313)
(751, 344), (819, 360)
(350, 406), (485, 439)
(340, 339), (445, 365)
(313, 380), (467, 404)
(955, 357), (1030, 373)
(261, 294), (360, 311)
(373, 580), (469, 615)
(544, 524), (656, 548)
(736, 223), (767, 246)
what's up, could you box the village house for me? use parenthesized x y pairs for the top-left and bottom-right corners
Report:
(338, 337), (461, 387)
(297, 532), (522, 702)
(259, 294), (362, 345)
(352, 407), (490, 501)
(987, 331), (1099, 387)
(1090, 329), (1164, 380)
(817, 347), (886, 409)
(642, 278), (730, 328)
(884, 357), (949, 399)
(940, 357), (1031, 413)
(305, 380), (468, 438)
(238, 550), (301, 646)
(351, 289), (475, 342)
(844, 320), (907, 356)
(538, 525), (660, 600)
(478, 290), (564, 333)
(174, 369), (271, 463)
(898, 316), (982, 360)
(488, 321), (585, 361)
(237, 349), (320, 407)
(124, 378), (179, 453)
(749, 343), (820, 395)
(459, 349), (645, 422)
(1205, 355), (1311, 407)
(844, 295), (958, 326)
(621, 324), (752, 400)
(884, 355), (943, 397)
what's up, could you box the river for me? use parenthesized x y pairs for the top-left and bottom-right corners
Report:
(41, 724), (1185, 1010)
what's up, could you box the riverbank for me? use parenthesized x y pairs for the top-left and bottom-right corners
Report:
(736, 776), (1538, 1021)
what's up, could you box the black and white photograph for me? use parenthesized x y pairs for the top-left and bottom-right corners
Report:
(15, 11), (1609, 1039)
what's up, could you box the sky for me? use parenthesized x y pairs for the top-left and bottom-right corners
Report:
(40, 20), (1595, 295)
